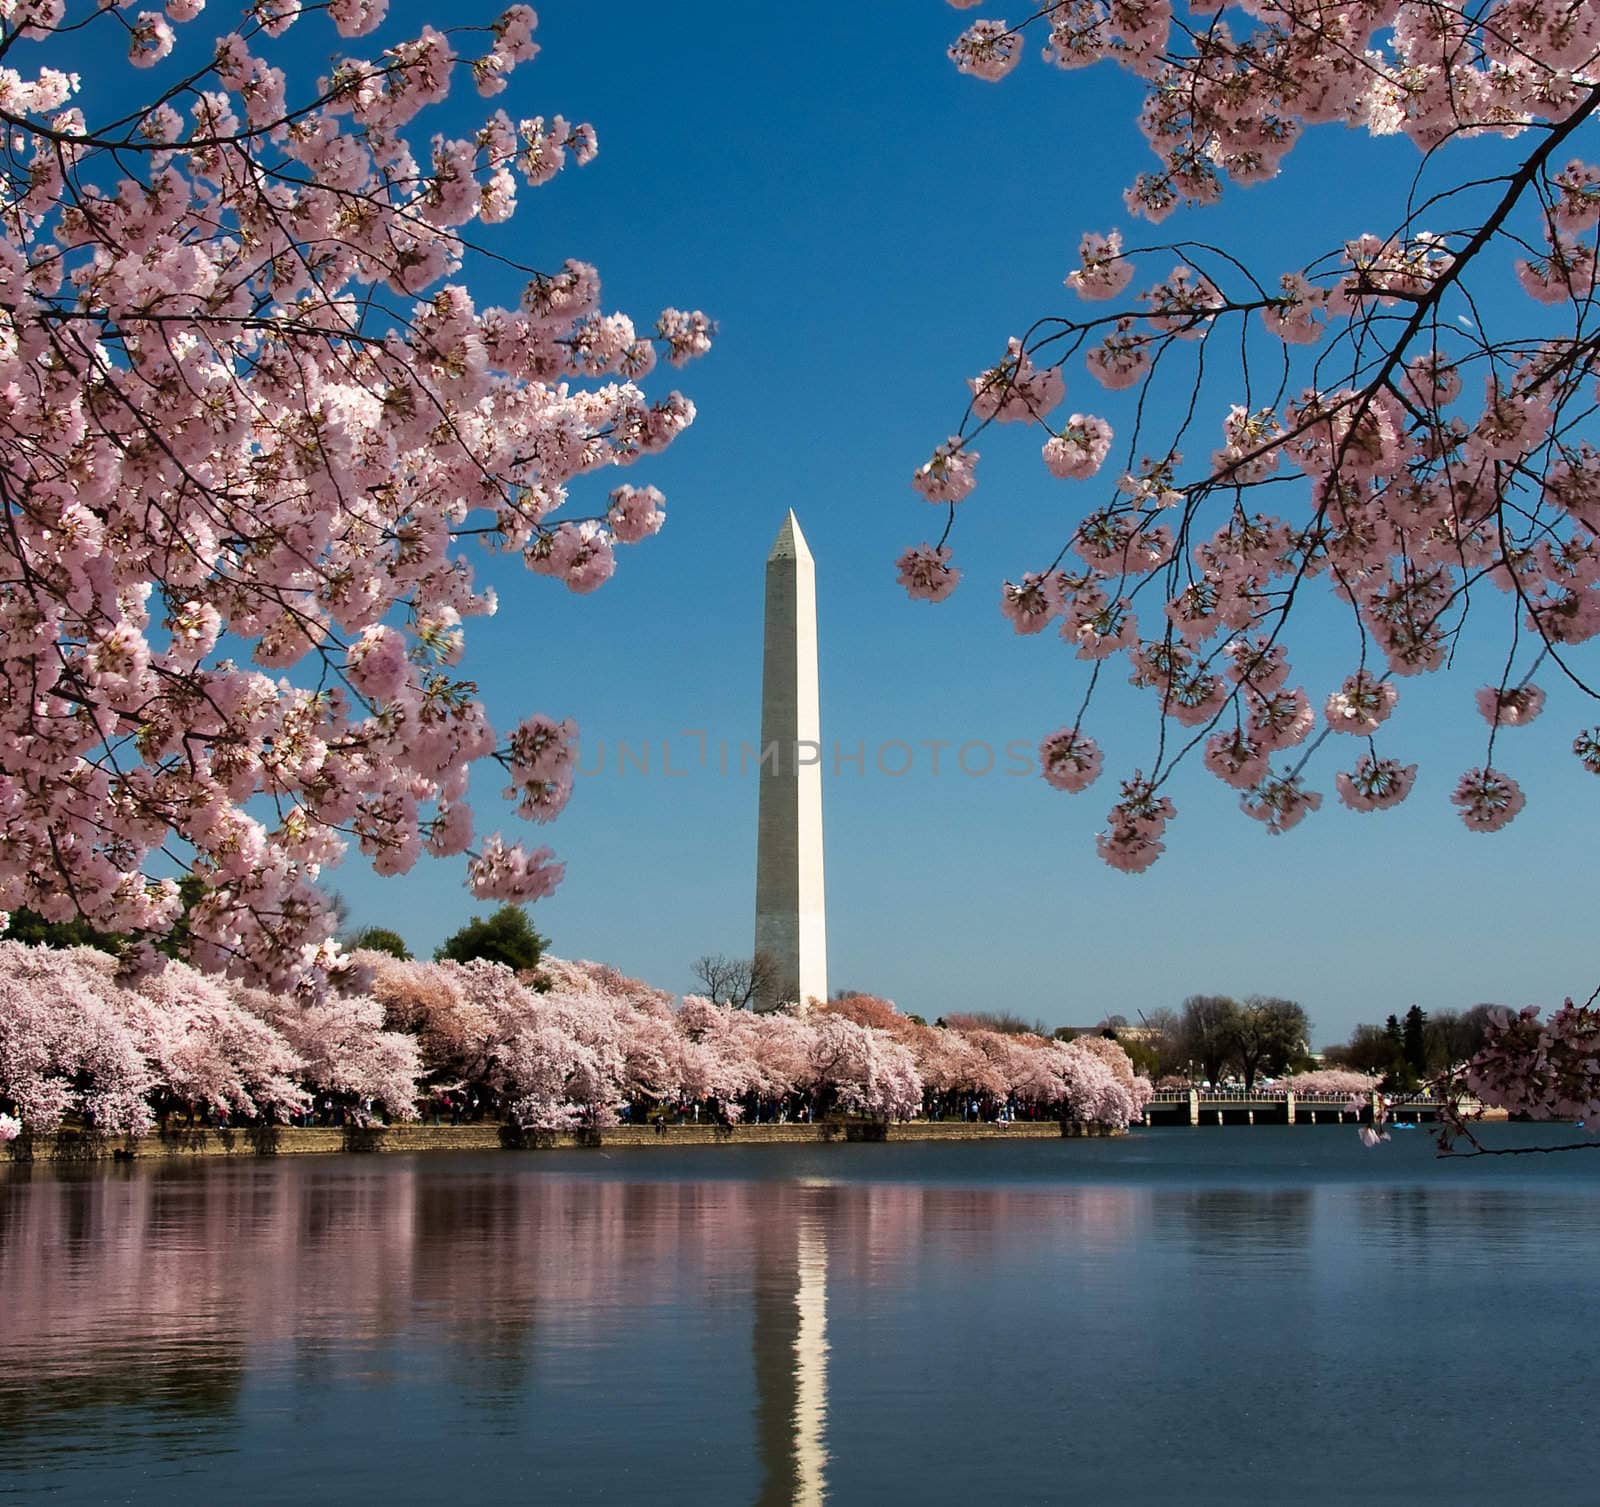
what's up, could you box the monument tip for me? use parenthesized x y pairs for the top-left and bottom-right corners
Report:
(768, 509), (812, 563)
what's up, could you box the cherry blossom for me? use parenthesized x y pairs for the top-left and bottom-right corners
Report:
(970, 338), (1065, 423)
(1039, 727), (1103, 793)
(907, 0), (1600, 869)
(1042, 415), (1115, 480)
(1451, 767), (1527, 833)
(896, 543), (961, 603)
(1240, 772), (1323, 836)
(1280, 1069), (1377, 1098)
(1325, 673), (1398, 735)
(0, 0), (710, 991)
(1476, 685), (1546, 728)
(1335, 757), (1417, 813)
(912, 438), (980, 504)
(1067, 230), (1135, 300)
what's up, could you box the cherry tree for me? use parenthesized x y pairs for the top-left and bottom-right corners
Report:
(240, 984), (420, 1121)
(0, 0), (711, 992)
(1281, 1067), (1380, 1096)
(0, 941), (153, 1132)
(0, 939), (1152, 1136)
(801, 1011), (924, 1120)
(908, 0), (1600, 872)
(123, 955), (308, 1120)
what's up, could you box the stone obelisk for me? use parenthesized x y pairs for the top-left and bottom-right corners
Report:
(754, 511), (828, 1011)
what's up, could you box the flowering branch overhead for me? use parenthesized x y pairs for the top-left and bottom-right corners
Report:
(0, 0), (712, 990)
(908, 0), (1600, 870)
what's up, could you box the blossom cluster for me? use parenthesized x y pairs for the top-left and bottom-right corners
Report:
(902, 1), (1600, 869)
(0, 0), (711, 991)
(1277, 1069), (1379, 1098)
(1463, 1001), (1600, 1125)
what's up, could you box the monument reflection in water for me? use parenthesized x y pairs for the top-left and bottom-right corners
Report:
(3, 1137), (1596, 1504)
(753, 1196), (829, 1507)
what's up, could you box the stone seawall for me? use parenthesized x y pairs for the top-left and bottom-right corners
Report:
(3, 1118), (1120, 1162)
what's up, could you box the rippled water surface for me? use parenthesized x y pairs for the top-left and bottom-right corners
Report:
(2, 1127), (1597, 1504)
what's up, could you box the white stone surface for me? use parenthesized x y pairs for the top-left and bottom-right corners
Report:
(754, 511), (828, 1010)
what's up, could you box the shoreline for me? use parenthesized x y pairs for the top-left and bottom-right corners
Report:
(2, 1118), (1122, 1163)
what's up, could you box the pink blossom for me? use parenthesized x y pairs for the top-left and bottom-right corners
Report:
(968, 337), (1064, 423)
(1042, 415), (1113, 480)
(504, 714), (577, 823)
(1085, 322), (1151, 388)
(1247, 686), (1314, 752)
(1239, 772), (1322, 835)
(1000, 572), (1060, 634)
(1095, 774), (1174, 873)
(912, 438), (980, 504)
(128, 12), (175, 65)
(1516, 237), (1599, 304)
(1335, 756), (1417, 812)
(1039, 727), (1102, 793)
(1260, 273), (1325, 344)
(1204, 729), (1270, 790)
(493, 4), (540, 62)
(606, 484), (665, 544)
(467, 836), (565, 902)
(0, 5), (707, 990)
(657, 308), (714, 367)
(1475, 684), (1545, 727)
(1451, 767), (1526, 832)
(948, 19), (1022, 81)
(328, 0), (386, 35)
(1325, 671), (1398, 734)
(527, 521), (616, 594)
(346, 625), (410, 704)
(1066, 231), (1134, 301)
(895, 543), (960, 602)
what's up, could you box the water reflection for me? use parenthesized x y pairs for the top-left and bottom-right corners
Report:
(2, 1139), (1595, 1505)
(753, 1195), (829, 1506)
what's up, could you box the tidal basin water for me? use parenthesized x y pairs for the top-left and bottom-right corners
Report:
(2, 1128), (1597, 1505)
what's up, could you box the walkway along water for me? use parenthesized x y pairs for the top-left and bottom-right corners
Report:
(2, 1118), (1123, 1162)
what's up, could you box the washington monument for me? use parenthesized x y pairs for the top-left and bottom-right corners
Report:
(754, 511), (828, 1011)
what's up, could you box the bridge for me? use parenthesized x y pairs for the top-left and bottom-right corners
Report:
(1143, 1089), (1456, 1126)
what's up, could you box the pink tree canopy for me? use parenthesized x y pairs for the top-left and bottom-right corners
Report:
(0, 942), (1155, 1136)
(0, 0), (710, 992)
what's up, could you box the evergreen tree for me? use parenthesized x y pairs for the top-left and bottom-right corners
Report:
(435, 907), (548, 974)
(346, 927), (412, 961)
(1402, 1005), (1429, 1074)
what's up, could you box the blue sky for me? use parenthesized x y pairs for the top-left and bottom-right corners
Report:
(259, 1), (1600, 1045)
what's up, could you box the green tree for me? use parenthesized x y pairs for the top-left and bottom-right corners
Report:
(156, 875), (210, 961)
(435, 907), (548, 973)
(1422, 1006), (1499, 1073)
(1179, 995), (1241, 1086)
(1326, 1022), (1399, 1075)
(1115, 1033), (1162, 1080)
(2, 906), (120, 952)
(1402, 1005), (1428, 1073)
(346, 926), (412, 960)
(9, 876), (212, 961)
(1380, 1013), (1419, 1092)
(1226, 996), (1311, 1091)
